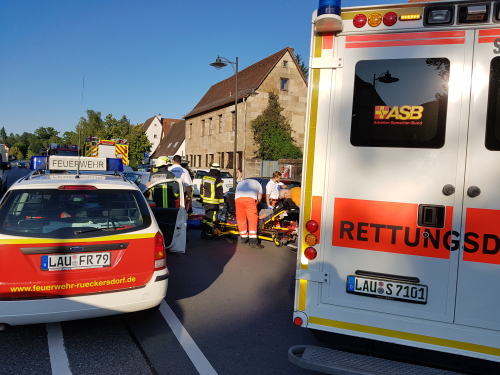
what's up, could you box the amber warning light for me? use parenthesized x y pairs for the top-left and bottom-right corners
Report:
(400, 14), (422, 21)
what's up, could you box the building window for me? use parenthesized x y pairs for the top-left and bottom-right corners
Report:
(283, 60), (288, 67)
(201, 120), (205, 136)
(280, 78), (289, 90)
(219, 115), (223, 133)
(189, 123), (192, 139)
(154, 134), (157, 139)
(209, 117), (213, 135)
(231, 111), (236, 131)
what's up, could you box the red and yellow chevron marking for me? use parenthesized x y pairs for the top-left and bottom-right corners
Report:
(116, 144), (129, 165)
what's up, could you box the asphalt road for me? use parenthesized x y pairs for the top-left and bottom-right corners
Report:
(5, 161), (31, 189)
(0, 226), (321, 375)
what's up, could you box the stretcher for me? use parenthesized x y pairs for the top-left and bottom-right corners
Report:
(212, 193), (299, 247)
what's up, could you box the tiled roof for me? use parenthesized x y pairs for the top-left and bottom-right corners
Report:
(141, 116), (156, 132)
(151, 120), (186, 158)
(161, 118), (182, 137)
(184, 47), (305, 119)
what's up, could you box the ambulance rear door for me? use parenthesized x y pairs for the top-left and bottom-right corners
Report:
(321, 29), (473, 323)
(454, 28), (500, 331)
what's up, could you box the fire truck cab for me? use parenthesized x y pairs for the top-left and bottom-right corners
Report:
(291, 1), (500, 373)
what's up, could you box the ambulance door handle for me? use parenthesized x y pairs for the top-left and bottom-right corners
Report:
(467, 186), (481, 198)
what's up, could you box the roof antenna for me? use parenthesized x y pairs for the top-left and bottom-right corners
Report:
(76, 75), (85, 179)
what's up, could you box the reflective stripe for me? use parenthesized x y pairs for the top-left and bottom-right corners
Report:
(249, 234), (258, 238)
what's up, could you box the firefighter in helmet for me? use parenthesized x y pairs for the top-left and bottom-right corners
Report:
(200, 163), (224, 239)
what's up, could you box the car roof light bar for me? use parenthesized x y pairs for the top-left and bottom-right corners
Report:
(30, 156), (123, 172)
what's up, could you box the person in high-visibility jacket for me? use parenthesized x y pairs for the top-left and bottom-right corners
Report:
(200, 163), (224, 238)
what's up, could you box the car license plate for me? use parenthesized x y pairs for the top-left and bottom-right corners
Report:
(41, 252), (111, 271)
(346, 275), (428, 304)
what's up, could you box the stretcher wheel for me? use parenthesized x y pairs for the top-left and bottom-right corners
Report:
(274, 236), (283, 247)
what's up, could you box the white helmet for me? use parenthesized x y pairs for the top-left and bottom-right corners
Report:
(210, 162), (221, 170)
(156, 156), (169, 168)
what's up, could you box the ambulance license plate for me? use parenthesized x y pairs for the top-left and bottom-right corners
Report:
(41, 252), (111, 271)
(346, 275), (428, 304)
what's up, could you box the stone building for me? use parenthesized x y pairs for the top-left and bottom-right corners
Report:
(184, 47), (307, 178)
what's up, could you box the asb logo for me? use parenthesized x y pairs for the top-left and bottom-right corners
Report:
(374, 105), (424, 120)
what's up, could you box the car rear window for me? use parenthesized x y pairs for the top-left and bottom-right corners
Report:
(0, 189), (152, 239)
(221, 172), (232, 178)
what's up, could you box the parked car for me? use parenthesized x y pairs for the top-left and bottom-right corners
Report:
(192, 168), (233, 195)
(137, 164), (151, 172)
(17, 161), (27, 168)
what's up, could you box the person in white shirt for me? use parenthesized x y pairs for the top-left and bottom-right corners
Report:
(167, 155), (193, 200)
(265, 171), (287, 208)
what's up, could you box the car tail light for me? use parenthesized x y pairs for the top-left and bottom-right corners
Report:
(368, 12), (382, 27)
(154, 232), (166, 270)
(305, 234), (318, 246)
(58, 185), (97, 190)
(305, 220), (319, 233)
(353, 14), (367, 28)
(383, 12), (398, 26)
(304, 247), (318, 260)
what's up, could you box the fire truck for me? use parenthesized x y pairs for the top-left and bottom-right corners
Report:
(85, 137), (129, 165)
(290, 1), (500, 374)
(41, 144), (79, 157)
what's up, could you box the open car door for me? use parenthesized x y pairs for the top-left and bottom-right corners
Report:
(143, 179), (187, 253)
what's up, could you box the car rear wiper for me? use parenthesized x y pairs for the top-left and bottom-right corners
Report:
(74, 226), (124, 235)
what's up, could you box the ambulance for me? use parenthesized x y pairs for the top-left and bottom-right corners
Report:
(291, 0), (500, 373)
(0, 155), (185, 327)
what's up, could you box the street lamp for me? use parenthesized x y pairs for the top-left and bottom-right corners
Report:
(373, 70), (399, 87)
(210, 56), (239, 188)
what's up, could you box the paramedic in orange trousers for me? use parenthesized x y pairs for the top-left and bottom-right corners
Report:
(235, 178), (264, 248)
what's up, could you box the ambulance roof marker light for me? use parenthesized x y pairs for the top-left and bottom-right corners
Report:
(314, 0), (343, 33)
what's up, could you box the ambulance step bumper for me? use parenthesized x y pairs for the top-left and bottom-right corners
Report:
(288, 345), (461, 375)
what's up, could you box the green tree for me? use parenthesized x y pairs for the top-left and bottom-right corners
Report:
(251, 90), (303, 160)
(74, 110), (105, 151)
(295, 53), (308, 81)
(9, 146), (23, 160)
(0, 127), (7, 144)
(127, 124), (152, 168)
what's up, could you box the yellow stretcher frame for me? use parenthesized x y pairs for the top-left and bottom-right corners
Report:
(212, 207), (299, 247)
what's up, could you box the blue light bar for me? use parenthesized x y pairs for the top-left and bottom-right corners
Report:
(31, 156), (48, 170)
(107, 158), (124, 172)
(318, 0), (341, 16)
(29, 156), (124, 172)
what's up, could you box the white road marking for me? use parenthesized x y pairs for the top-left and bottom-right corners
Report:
(159, 301), (218, 375)
(46, 322), (72, 375)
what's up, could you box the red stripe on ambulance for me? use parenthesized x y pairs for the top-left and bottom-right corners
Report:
(463, 208), (500, 265)
(346, 31), (466, 48)
(333, 198), (453, 259)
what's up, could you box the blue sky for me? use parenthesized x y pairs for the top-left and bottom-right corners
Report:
(0, 0), (403, 136)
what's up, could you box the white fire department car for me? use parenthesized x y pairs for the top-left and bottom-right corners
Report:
(291, 0), (500, 373)
(0, 155), (185, 327)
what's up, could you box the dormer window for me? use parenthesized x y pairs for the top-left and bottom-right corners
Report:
(283, 60), (288, 67)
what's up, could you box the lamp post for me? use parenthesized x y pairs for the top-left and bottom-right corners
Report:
(210, 56), (239, 188)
